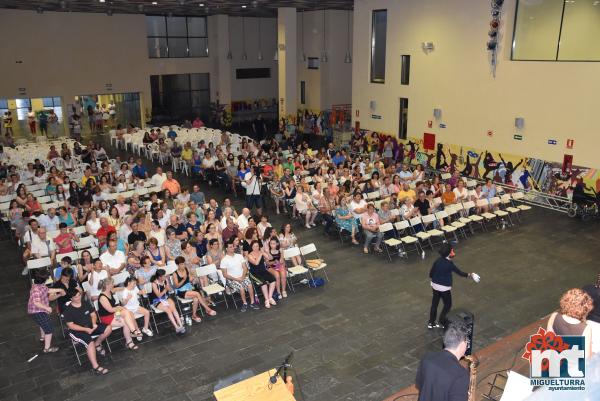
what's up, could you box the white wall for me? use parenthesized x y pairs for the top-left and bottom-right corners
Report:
(228, 17), (279, 102)
(352, 0), (600, 168)
(297, 10), (353, 111)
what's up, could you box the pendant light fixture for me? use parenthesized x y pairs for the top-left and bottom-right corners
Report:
(301, 11), (306, 62)
(226, 15), (233, 59)
(257, 18), (264, 61)
(344, 10), (352, 63)
(241, 16), (248, 60)
(321, 10), (328, 62)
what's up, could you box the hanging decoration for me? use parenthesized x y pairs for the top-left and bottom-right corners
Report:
(487, 0), (504, 78)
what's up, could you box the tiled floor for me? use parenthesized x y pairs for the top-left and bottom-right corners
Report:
(1, 138), (599, 401)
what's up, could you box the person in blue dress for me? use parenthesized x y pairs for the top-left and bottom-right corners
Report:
(334, 197), (359, 245)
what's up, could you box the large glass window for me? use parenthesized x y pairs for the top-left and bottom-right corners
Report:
(42, 97), (63, 121)
(150, 73), (210, 123)
(370, 10), (387, 83)
(146, 16), (208, 58)
(512, 0), (600, 61)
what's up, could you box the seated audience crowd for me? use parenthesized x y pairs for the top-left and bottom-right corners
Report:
(14, 127), (542, 374)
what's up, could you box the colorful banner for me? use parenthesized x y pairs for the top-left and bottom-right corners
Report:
(362, 131), (599, 198)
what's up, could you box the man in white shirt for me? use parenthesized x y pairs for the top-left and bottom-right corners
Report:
(349, 192), (368, 219)
(236, 208), (251, 232)
(220, 241), (259, 312)
(399, 164), (413, 183)
(243, 166), (263, 215)
(118, 216), (133, 242)
(99, 239), (126, 274)
(30, 227), (56, 261)
(22, 163), (36, 183)
(360, 204), (383, 254)
(380, 176), (396, 198)
(151, 167), (167, 188)
(21, 219), (42, 270)
(38, 208), (60, 232)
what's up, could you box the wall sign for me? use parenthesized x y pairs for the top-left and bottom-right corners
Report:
(371, 114), (382, 120)
(513, 134), (523, 141)
(563, 154), (573, 174)
(548, 139), (557, 145)
(439, 123), (447, 128)
(423, 133), (436, 150)
(566, 139), (574, 149)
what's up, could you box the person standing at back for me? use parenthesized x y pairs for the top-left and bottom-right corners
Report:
(415, 322), (470, 401)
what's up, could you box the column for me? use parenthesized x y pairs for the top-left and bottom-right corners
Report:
(213, 14), (232, 111)
(277, 8), (297, 120)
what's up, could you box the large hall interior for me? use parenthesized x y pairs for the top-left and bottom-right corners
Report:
(0, 0), (599, 400)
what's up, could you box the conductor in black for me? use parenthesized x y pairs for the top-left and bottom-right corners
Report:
(428, 244), (474, 329)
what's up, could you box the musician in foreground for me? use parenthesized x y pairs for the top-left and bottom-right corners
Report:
(415, 322), (470, 401)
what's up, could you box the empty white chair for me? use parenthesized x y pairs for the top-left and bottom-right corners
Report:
(299, 243), (329, 281)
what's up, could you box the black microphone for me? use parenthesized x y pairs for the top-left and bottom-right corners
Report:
(269, 351), (294, 384)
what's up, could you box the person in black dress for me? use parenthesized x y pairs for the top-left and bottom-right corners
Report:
(246, 240), (277, 309)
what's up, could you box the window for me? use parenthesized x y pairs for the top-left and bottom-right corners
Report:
(0, 98), (7, 119)
(370, 10), (387, 83)
(300, 81), (306, 105)
(42, 97), (63, 121)
(235, 68), (271, 79)
(401, 55), (410, 85)
(15, 98), (31, 121)
(146, 16), (208, 58)
(150, 73), (210, 123)
(512, 0), (600, 61)
(399, 98), (408, 140)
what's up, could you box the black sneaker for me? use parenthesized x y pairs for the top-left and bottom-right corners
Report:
(435, 322), (445, 329)
(240, 304), (248, 313)
(427, 322), (435, 329)
(249, 303), (260, 310)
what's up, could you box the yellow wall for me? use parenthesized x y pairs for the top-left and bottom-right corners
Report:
(351, 0), (600, 169)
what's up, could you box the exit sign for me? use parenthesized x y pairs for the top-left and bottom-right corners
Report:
(513, 134), (523, 141)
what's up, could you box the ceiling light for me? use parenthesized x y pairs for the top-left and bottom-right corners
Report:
(242, 5), (247, 8)
(99, 0), (105, 2)
(199, 3), (204, 6)
(152, 1), (158, 5)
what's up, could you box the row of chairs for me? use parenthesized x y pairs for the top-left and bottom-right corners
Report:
(53, 241), (329, 365)
(335, 192), (532, 262)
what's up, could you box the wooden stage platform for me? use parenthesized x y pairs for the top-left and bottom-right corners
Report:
(383, 316), (550, 401)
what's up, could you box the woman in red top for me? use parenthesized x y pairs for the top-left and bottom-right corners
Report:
(28, 271), (65, 353)
(25, 194), (42, 214)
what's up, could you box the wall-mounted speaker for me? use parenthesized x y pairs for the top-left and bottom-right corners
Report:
(515, 117), (524, 129)
(433, 108), (442, 119)
(369, 101), (376, 110)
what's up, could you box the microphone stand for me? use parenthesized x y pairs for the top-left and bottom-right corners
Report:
(269, 351), (294, 384)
